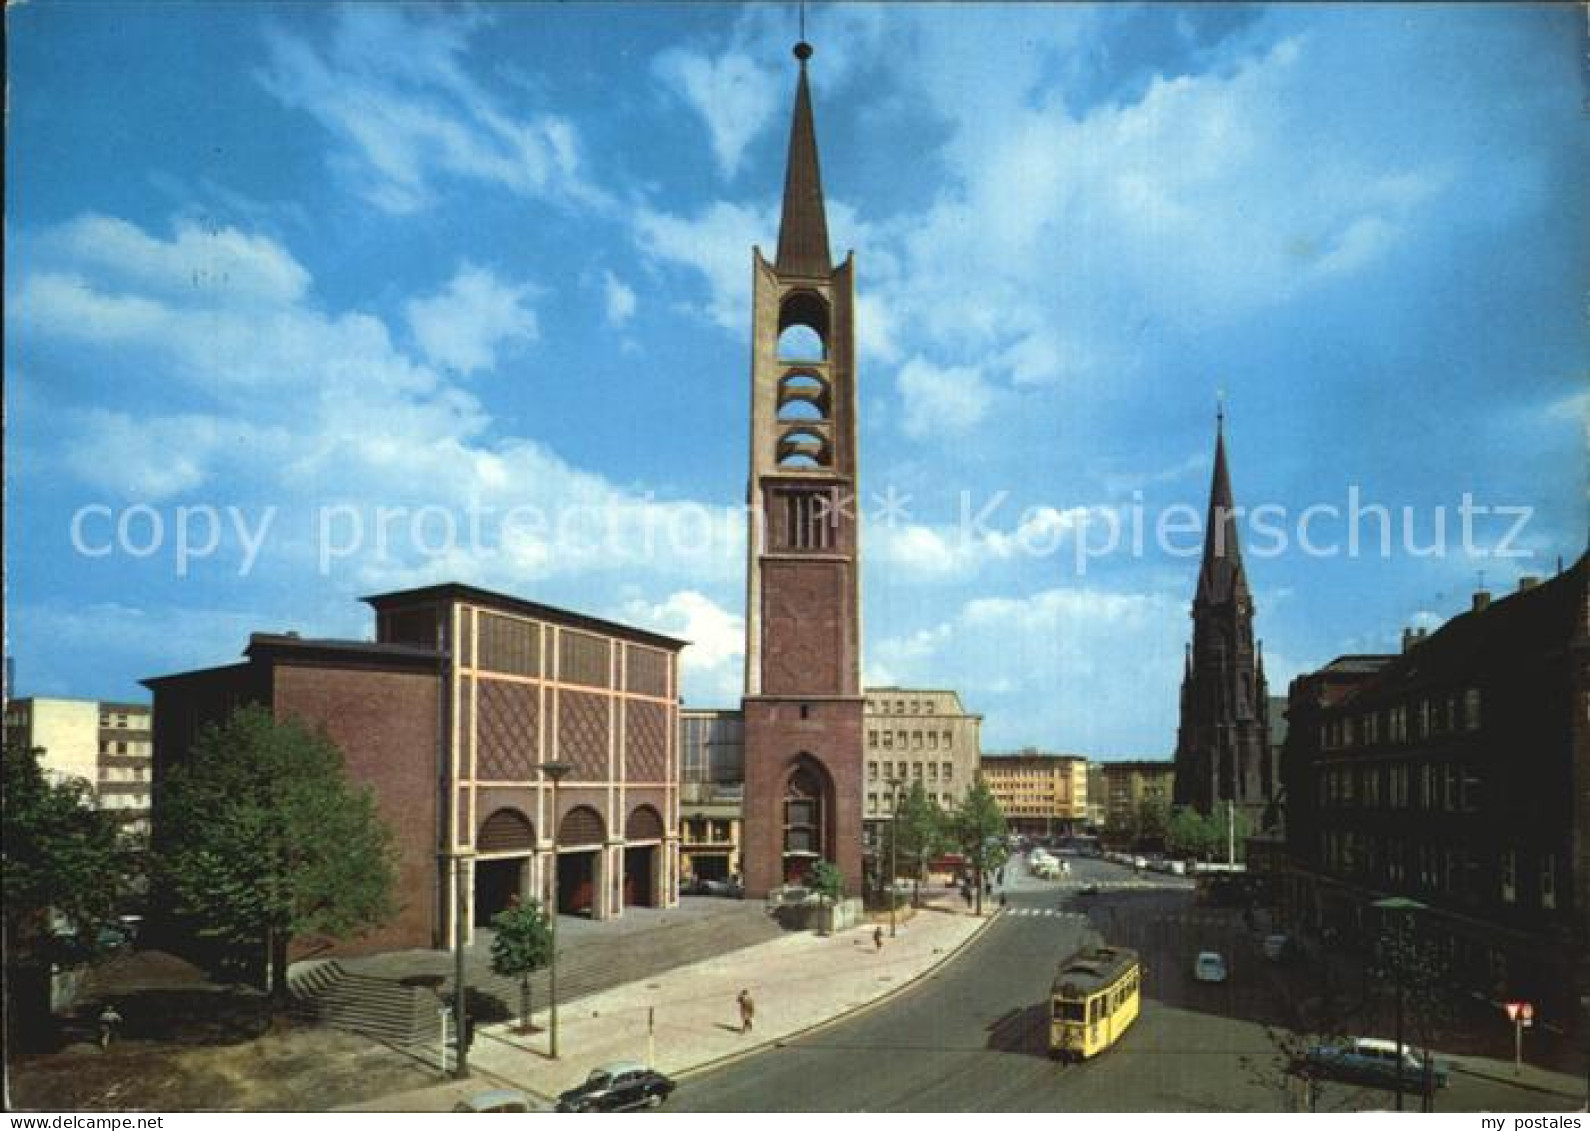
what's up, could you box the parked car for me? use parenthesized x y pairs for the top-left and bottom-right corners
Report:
(453, 1089), (534, 1113)
(557, 1062), (677, 1112)
(1262, 933), (1296, 963)
(1304, 1037), (1449, 1089)
(1193, 951), (1229, 983)
(1077, 882), (1101, 897)
(700, 878), (744, 899)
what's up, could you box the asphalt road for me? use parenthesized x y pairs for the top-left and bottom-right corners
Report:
(671, 855), (1583, 1112)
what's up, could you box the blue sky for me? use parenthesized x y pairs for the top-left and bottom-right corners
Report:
(6, 3), (1585, 755)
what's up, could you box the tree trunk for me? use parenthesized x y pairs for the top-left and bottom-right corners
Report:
(520, 975), (532, 1033)
(269, 927), (291, 1005)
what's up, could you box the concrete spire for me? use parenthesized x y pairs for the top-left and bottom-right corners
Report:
(774, 42), (832, 277)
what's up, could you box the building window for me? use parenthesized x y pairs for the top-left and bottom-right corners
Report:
(867, 762), (877, 782)
(924, 701), (935, 715)
(1500, 850), (1516, 904)
(868, 729), (877, 748)
(912, 762), (923, 780)
(867, 793), (877, 814)
(1540, 855), (1557, 910)
(1464, 688), (1482, 731)
(943, 731), (953, 750)
(1443, 764), (1459, 811)
(943, 762), (953, 782)
(928, 731), (938, 750)
(882, 732), (893, 750)
(913, 731), (923, 750)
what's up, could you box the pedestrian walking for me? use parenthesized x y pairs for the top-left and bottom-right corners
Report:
(873, 925), (883, 952)
(97, 1003), (124, 1050)
(736, 988), (755, 1034)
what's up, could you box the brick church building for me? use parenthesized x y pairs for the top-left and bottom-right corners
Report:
(739, 41), (866, 898)
(146, 584), (685, 956)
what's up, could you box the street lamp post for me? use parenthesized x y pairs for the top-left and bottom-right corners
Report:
(453, 852), (472, 1079)
(1373, 896), (1426, 1113)
(537, 760), (572, 1060)
(887, 777), (904, 937)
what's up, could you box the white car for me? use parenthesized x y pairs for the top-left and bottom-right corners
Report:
(1193, 951), (1229, 983)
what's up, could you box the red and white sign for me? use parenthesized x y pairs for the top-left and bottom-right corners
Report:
(1504, 1001), (1533, 1022)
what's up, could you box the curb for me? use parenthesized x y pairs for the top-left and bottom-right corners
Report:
(673, 908), (1002, 1082)
(1451, 1064), (1584, 1103)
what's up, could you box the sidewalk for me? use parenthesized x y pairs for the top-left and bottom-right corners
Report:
(339, 894), (995, 1111)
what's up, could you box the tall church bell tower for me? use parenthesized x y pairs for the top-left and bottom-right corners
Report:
(740, 42), (864, 898)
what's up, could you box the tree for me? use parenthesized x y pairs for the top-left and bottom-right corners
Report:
(155, 705), (397, 1003)
(1135, 796), (1171, 845)
(1167, 806), (1220, 860)
(489, 899), (553, 1033)
(892, 780), (945, 907)
(3, 739), (137, 1046)
(952, 775), (1009, 915)
(807, 860), (843, 935)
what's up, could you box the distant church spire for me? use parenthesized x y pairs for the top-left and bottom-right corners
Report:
(1196, 409), (1250, 607)
(775, 42), (832, 277)
(1174, 411), (1272, 818)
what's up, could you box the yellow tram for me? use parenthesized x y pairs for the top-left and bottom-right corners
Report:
(1049, 944), (1142, 1060)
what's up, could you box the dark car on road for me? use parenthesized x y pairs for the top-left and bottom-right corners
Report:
(556, 1061), (676, 1112)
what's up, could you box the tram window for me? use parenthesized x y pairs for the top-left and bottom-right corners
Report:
(1055, 1001), (1085, 1022)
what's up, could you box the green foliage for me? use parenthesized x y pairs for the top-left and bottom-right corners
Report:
(155, 705), (397, 999)
(2, 739), (135, 968)
(1167, 806), (1222, 859)
(952, 775), (1009, 911)
(1136, 797), (1171, 842)
(807, 859), (843, 906)
(891, 780), (946, 882)
(489, 899), (553, 1031)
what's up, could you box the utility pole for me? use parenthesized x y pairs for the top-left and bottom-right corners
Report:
(1227, 799), (1236, 865)
(537, 760), (571, 1059)
(453, 852), (472, 1079)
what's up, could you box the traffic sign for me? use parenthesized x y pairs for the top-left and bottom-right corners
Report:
(1505, 1002), (1522, 1021)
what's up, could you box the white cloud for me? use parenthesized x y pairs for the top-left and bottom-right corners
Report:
(16, 213), (746, 592)
(654, 47), (779, 179)
(632, 201), (770, 331)
(896, 357), (995, 440)
(622, 589), (744, 705)
(602, 270), (637, 326)
(257, 6), (607, 215)
(405, 263), (539, 374)
(867, 583), (1185, 752)
(45, 214), (311, 305)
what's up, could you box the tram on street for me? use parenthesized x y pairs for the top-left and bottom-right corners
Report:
(1048, 944), (1142, 1061)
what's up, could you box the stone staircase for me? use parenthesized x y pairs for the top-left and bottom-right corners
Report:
(289, 904), (786, 1049)
(288, 960), (439, 1048)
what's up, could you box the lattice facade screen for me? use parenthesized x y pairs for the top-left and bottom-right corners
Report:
(559, 689), (610, 778)
(559, 630), (611, 688)
(478, 612), (539, 676)
(626, 701), (668, 782)
(626, 645), (669, 698)
(476, 679), (538, 780)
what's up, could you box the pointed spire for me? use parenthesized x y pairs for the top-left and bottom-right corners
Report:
(775, 42), (832, 277)
(1196, 410), (1250, 606)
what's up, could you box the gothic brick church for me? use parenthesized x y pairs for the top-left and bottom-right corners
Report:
(1173, 415), (1276, 827)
